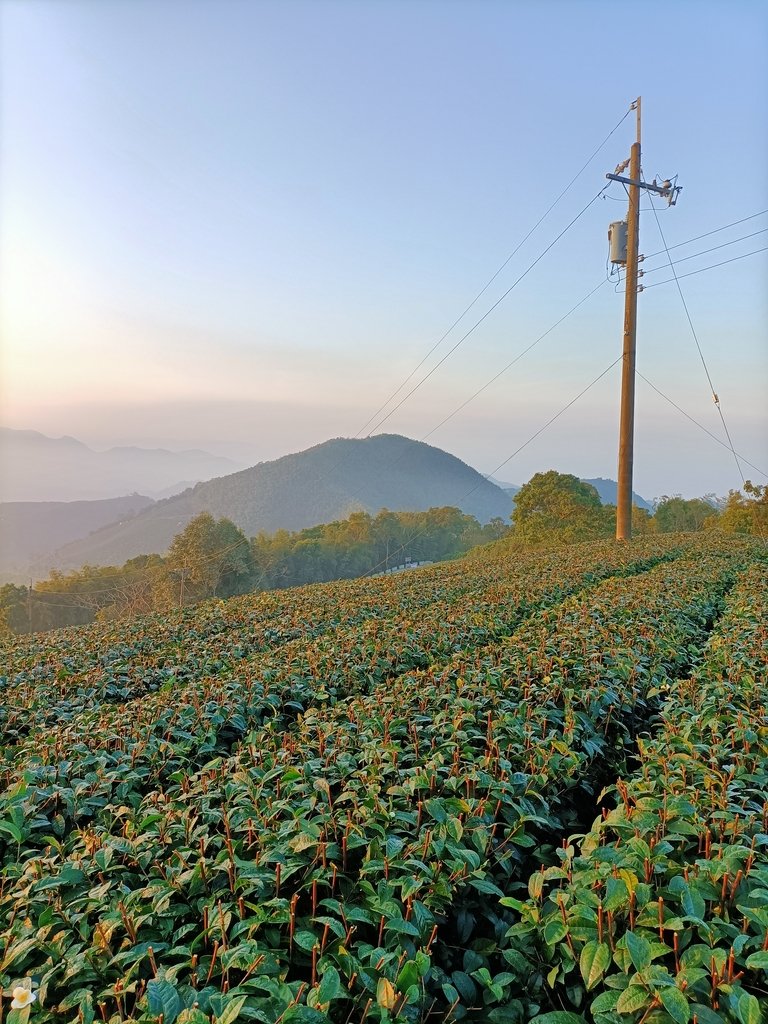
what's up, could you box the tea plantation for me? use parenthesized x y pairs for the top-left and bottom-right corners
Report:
(1, 534), (766, 1024)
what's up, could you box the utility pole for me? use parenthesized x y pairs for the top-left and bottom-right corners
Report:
(606, 98), (681, 540)
(616, 98), (642, 541)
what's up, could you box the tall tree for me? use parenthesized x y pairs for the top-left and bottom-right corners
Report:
(711, 481), (768, 536)
(653, 495), (718, 532)
(511, 471), (613, 546)
(160, 513), (254, 607)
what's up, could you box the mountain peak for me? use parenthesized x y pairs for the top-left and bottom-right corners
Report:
(44, 434), (513, 574)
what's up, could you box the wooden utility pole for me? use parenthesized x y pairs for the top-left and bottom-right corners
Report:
(616, 98), (642, 541)
(607, 99), (681, 540)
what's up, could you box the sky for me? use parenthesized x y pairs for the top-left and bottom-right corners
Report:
(1, 0), (766, 501)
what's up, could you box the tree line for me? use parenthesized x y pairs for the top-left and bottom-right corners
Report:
(487, 471), (767, 554)
(0, 507), (507, 635)
(1, 475), (764, 636)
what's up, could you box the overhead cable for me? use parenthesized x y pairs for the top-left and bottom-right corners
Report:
(421, 279), (608, 442)
(646, 187), (746, 485)
(643, 209), (768, 260)
(637, 373), (767, 481)
(641, 228), (768, 275)
(487, 357), (623, 479)
(354, 104), (634, 437)
(363, 355), (623, 577)
(365, 186), (611, 437)
(641, 246), (768, 289)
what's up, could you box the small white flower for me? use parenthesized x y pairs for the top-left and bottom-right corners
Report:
(10, 986), (37, 1009)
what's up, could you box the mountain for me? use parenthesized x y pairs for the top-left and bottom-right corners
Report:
(0, 428), (241, 502)
(47, 435), (514, 572)
(485, 476), (521, 498)
(581, 477), (653, 511)
(0, 494), (156, 582)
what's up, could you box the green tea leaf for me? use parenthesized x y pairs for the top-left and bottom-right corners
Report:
(214, 996), (247, 1024)
(579, 941), (610, 991)
(737, 991), (762, 1024)
(318, 965), (343, 1005)
(590, 991), (619, 1013)
(660, 987), (690, 1024)
(397, 960), (420, 992)
(146, 979), (181, 1024)
(625, 930), (652, 972)
(616, 985), (651, 1013)
(0, 821), (22, 843)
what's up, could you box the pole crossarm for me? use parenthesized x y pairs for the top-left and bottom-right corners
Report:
(606, 173), (682, 205)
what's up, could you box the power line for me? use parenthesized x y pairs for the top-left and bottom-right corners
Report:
(366, 278), (609, 486)
(643, 209), (768, 260)
(488, 357), (623, 479)
(641, 246), (768, 289)
(637, 373), (767, 481)
(421, 279), (608, 442)
(365, 186), (611, 437)
(641, 228), (768, 275)
(354, 104), (634, 438)
(363, 355), (623, 577)
(645, 186), (746, 486)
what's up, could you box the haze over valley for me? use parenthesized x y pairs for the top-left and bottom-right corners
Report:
(0, 427), (243, 502)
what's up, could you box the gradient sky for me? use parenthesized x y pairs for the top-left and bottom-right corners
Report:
(1, 0), (766, 501)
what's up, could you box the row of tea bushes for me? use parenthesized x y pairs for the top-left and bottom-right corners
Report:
(505, 560), (768, 1023)
(0, 539), (685, 845)
(1, 538), (685, 747)
(0, 541), (759, 1022)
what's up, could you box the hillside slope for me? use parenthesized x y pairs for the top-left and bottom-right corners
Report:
(48, 435), (513, 571)
(0, 494), (156, 581)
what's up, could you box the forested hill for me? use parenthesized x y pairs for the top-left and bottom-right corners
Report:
(582, 476), (653, 511)
(48, 435), (512, 571)
(0, 494), (155, 582)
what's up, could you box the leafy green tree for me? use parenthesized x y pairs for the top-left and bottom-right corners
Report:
(160, 513), (254, 607)
(709, 481), (768, 536)
(653, 495), (718, 532)
(511, 471), (613, 546)
(371, 509), (404, 570)
(95, 555), (165, 621)
(0, 584), (30, 635)
(631, 505), (656, 534)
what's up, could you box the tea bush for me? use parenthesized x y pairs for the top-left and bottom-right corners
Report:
(0, 534), (764, 1023)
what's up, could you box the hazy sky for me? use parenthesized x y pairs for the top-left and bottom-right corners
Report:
(1, 0), (766, 499)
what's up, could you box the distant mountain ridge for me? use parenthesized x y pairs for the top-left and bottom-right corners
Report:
(43, 434), (514, 573)
(581, 477), (653, 511)
(0, 494), (156, 582)
(0, 427), (240, 501)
